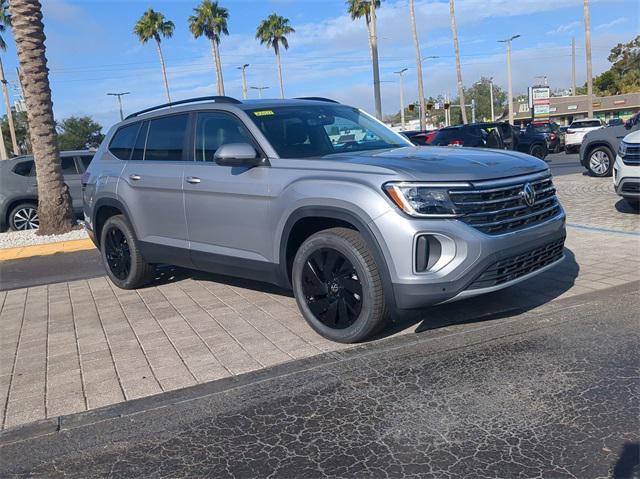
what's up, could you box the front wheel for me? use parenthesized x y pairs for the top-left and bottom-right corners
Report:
(292, 227), (388, 343)
(9, 203), (39, 230)
(529, 144), (546, 160)
(587, 146), (614, 177)
(100, 215), (154, 289)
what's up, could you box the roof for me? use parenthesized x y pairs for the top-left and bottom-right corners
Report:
(2, 150), (94, 163)
(513, 92), (640, 120)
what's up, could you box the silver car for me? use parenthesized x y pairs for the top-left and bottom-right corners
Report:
(83, 97), (566, 343)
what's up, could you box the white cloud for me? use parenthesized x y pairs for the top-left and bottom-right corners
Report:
(547, 21), (582, 34)
(596, 17), (626, 30)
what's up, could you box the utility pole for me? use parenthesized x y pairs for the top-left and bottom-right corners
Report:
(409, 0), (426, 130)
(583, 0), (593, 116)
(107, 92), (130, 121)
(489, 77), (495, 121)
(250, 86), (269, 99)
(237, 64), (249, 100)
(0, 58), (19, 156)
(394, 68), (408, 129)
(571, 36), (577, 96)
(471, 98), (476, 123)
(498, 34), (520, 125)
(449, 0), (467, 124)
(369, 0), (382, 119)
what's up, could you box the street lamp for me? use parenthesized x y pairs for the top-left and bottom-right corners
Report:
(237, 64), (250, 100)
(534, 75), (548, 86)
(107, 92), (130, 121)
(250, 86), (269, 99)
(394, 68), (408, 129)
(498, 34), (520, 125)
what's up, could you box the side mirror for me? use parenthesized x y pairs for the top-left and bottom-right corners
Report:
(214, 143), (261, 167)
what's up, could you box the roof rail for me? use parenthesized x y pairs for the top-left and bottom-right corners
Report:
(125, 96), (242, 120)
(295, 96), (340, 104)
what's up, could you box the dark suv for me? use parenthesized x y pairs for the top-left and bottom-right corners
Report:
(526, 121), (565, 153)
(0, 150), (94, 231)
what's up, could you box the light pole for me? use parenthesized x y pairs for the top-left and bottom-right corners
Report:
(107, 92), (130, 121)
(250, 86), (269, 99)
(583, 0), (593, 117)
(394, 68), (408, 129)
(498, 34), (520, 125)
(237, 64), (249, 100)
(488, 77), (495, 121)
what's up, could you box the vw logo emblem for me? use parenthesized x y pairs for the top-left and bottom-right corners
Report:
(521, 183), (536, 207)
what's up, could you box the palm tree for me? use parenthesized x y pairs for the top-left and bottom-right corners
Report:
(583, 0), (593, 117)
(8, 0), (74, 234)
(347, 0), (381, 119)
(134, 9), (174, 103)
(189, 0), (229, 96)
(409, 0), (426, 130)
(256, 13), (294, 99)
(448, 0), (467, 124)
(0, 0), (19, 156)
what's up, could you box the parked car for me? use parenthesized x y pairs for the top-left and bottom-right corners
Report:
(430, 122), (549, 159)
(84, 96), (566, 343)
(564, 118), (605, 153)
(526, 121), (565, 153)
(402, 129), (438, 146)
(579, 112), (640, 176)
(613, 130), (640, 209)
(0, 150), (95, 231)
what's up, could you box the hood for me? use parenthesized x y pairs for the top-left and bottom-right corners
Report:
(324, 146), (548, 181)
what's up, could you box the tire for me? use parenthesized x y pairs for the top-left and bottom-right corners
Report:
(529, 144), (546, 160)
(9, 202), (39, 231)
(587, 146), (614, 177)
(292, 227), (388, 343)
(100, 214), (154, 289)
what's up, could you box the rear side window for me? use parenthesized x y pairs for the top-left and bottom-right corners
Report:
(13, 160), (34, 177)
(131, 122), (149, 161)
(109, 123), (141, 160)
(61, 157), (79, 175)
(144, 114), (188, 161)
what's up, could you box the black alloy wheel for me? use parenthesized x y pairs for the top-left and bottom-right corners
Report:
(104, 226), (131, 280)
(301, 248), (363, 329)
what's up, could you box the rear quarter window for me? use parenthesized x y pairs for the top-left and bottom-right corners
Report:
(109, 123), (141, 160)
(12, 160), (35, 177)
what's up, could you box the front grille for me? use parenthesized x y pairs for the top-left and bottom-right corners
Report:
(621, 181), (640, 194)
(621, 143), (640, 166)
(467, 238), (565, 290)
(450, 175), (561, 235)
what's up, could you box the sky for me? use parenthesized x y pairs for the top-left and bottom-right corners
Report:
(1, 0), (638, 129)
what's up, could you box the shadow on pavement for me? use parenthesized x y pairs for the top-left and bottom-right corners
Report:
(612, 443), (640, 479)
(614, 199), (640, 215)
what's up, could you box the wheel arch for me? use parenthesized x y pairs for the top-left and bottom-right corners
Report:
(5, 197), (38, 227)
(581, 141), (614, 166)
(92, 197), (137, 247)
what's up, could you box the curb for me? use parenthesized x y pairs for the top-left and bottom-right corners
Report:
(0, 238), (95, 261)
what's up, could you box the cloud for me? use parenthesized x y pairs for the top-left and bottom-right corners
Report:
(547, 21), (582, 34)
(596, 18), (626, 30)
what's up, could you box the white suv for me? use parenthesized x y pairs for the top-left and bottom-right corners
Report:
(565, 118), (604, 153)
(614, 130), (640, 209)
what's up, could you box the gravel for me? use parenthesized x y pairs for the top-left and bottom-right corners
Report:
(0, 227), (88, 249)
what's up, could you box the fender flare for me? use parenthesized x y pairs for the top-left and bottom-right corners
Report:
(92, 197), (138, 246)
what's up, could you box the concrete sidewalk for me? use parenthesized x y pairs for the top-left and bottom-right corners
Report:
(1, 172), (638, 430)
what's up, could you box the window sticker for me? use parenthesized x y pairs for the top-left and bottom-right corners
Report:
(253, 110), (275, 116)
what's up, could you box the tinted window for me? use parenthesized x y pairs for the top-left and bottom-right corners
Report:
(109, 123), (140, 160)
(79, 155), (93, 170)
(13, 160), (34, 177)
(145, 114), (188, 161)
(131, 122), (149, 161)
(571, 120), (602, 128)
(195, 112), (253, 162)
(61, 157), (79, 175)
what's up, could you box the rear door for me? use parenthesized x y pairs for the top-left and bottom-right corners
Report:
(118, 114), (190, 257)
(60, 156), (83, 213)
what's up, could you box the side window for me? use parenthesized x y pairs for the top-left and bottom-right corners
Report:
(79, 155), (93, 171)
(109, 123), (140, 160)
(13, 160), (35, 177)
(61, 157), (79, 175)
(131, 122), (149, 161)
(145, 114), (188, 161)
(195, 112), (253, 162)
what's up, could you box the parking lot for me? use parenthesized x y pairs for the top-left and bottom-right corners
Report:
(0, 152), (638, 432)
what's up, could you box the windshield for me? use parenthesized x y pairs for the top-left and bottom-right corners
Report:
(245, 105), (411, 158)
(529, 124), (552, 133)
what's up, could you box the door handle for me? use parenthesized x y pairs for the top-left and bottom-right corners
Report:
(186, 176), (201, 184)
(129, 174), (141, 181)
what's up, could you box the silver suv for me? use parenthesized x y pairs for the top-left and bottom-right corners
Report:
(83, 97), (566, 343)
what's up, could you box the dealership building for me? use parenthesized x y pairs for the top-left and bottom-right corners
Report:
(512, 92), (640, 126)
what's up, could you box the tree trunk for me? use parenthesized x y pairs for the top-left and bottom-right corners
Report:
(409, 0), (426, 130)
(583, 0), (593, 117)
(369, 1), (382, 120)
(0, 56), (20, 155)
(449, 0), (467, 124)
(155, 37), (172, 103)
(0, 110), (8, 159)
(211, 39), (225, 96)
(9, 0), (73, 235)
(275, 42), (284, 99)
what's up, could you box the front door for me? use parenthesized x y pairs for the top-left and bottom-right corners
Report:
(183, 110), (272, 274)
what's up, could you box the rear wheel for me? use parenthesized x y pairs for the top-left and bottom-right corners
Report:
(587, 146), (614, 177)
(292, 227), (388, 343)
(100, 215), (154, 289)
(9, 203), (39, 231)
(529, 144), (546, 160)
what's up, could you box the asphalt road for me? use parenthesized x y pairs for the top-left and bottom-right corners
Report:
(546, 151), (583, 176)
(1, 282), (638, 478)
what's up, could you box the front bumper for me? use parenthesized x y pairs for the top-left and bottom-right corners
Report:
(371, 206), (567, 310)
(613, 155), (640, 198)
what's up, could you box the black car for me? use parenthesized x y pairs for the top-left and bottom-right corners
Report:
(526, 121), (565, 153)
(430, 122), (548, 159)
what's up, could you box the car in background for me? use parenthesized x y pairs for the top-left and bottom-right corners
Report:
(564, 118), (605, 153)
(608, 118), (623, 127)
(401, 129), (438, 146)
(613, 130), (640, 209)
(526, 121), (565, 153)
(430, 122), (548, 159)
(579, 112), (640, 177)
(0, 150), (95, 231)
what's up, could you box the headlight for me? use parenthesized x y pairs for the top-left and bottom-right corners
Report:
(383, 182), (470, 217)
(618, 141), (627, 157)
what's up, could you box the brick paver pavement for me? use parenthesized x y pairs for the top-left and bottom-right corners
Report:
(1, 172), (638, 429)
